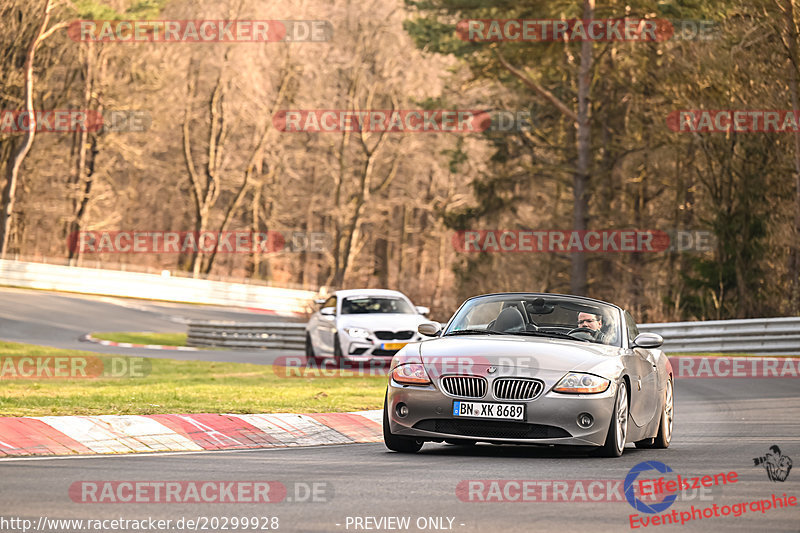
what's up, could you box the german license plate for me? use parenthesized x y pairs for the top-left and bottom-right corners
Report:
(452, 401), (525, 421)
(382, 343), (407, 350)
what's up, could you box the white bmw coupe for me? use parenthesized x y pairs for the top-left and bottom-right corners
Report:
(305, 289), (430, 364)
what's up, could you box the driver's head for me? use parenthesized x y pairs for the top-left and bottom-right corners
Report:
(577, 312), (602, 331)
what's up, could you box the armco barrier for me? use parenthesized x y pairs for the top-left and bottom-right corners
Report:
(639, 317), (800, 355)
(187, 321), (306, 350)
(190, 317), (799, 355)
(0, 259), (315, 317)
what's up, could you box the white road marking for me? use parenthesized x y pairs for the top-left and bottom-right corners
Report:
(0, 442), (378, 462)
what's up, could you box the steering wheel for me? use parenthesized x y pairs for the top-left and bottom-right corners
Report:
(567, 327), (599, 340)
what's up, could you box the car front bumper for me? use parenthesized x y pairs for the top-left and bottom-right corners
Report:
(386, 378), (618, 447)
(342, 338), (419, 360)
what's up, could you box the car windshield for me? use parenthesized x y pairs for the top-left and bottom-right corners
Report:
(340, 296), (415, 314)
(444, 294), (622, 346)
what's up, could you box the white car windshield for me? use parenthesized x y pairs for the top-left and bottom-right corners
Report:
(445, 294), (622, 346)
(340, 297), (415, 314)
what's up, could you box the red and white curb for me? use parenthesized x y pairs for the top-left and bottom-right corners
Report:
(81, 334), (199, 351)
(0, 410), (382, 457)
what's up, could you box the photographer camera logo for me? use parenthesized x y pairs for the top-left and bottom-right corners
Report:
(753, 445), (792, 482)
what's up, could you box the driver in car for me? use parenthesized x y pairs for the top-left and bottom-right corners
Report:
(577, 312), (605, 343)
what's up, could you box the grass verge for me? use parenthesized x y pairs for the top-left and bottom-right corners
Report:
(0, 341), (386, 416)
(91, 331), (188, 346)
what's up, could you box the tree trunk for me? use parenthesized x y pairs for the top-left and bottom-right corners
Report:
(396, 204), (408, 284)
(246, 184), (262, 278)
(68, 42), (99, 264)
(571, 0), (595, 296)
(782, 0), (800, 313)
(0, 0), (55, 257)
(336, 88), (389, 286)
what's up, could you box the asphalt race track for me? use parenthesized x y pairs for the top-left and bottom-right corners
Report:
(1, 288), (798, 532)
(0, 379), (797, 532)
(0, 287), (300, 364)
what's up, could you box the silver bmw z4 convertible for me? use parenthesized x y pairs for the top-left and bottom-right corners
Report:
(383, 293), (674, 457)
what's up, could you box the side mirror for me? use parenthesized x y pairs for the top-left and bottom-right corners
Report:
(320, 307), (336, 317)
(633, 332), (663, 349)
(418, 321), (442, 337)
(416, 306), (430, 316)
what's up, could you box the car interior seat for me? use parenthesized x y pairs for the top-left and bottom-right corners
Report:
(599, 316), (618, 345)
(491, 306), (526, 333)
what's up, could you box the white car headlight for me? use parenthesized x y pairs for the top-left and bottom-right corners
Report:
(344, 327), (371, 339)
(553, 372), (610, 394)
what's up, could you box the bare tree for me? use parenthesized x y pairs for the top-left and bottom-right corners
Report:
(778, 0), (800, 313)
(67, 42), (107, 263)
(494, 0), (595, 295)
(0, 0), (66, 257)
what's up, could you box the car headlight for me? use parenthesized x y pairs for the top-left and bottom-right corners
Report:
(391, 363), (431, 385)
(553, 372), (610, 394)
(344, 327), (370, 339)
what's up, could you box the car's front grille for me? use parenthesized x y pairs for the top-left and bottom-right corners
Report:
(440, 376), (487, 399)
(349, 347), (368, 355)
(413, 419), (571, 440)
(374, 330), (415, 340)
(493, 378), (544, 401)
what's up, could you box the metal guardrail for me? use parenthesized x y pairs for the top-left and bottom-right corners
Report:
(188, 316), (800, 355)
(187, 321), (306, 350)
(639, 317), (800, 356)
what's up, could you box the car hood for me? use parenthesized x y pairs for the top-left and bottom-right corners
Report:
(337, 313), (426, 332)
(413, 335), (623, 380)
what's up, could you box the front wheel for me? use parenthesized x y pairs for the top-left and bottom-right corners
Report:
(596, 382), (628, 457)
(383, 393), (423, 453)
(635, 377), (673, 449)
(305, 334), (318, 366)
(333, 333), (344, 364)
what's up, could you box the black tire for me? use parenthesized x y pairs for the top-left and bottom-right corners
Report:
(595, 381), (628, 457)
(333, 333), (343, 364)
(305, 334), (318, 366)
(652, 378), (673, 448)
(635, 377), (673, 449)
(383, 393), (423, 453)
